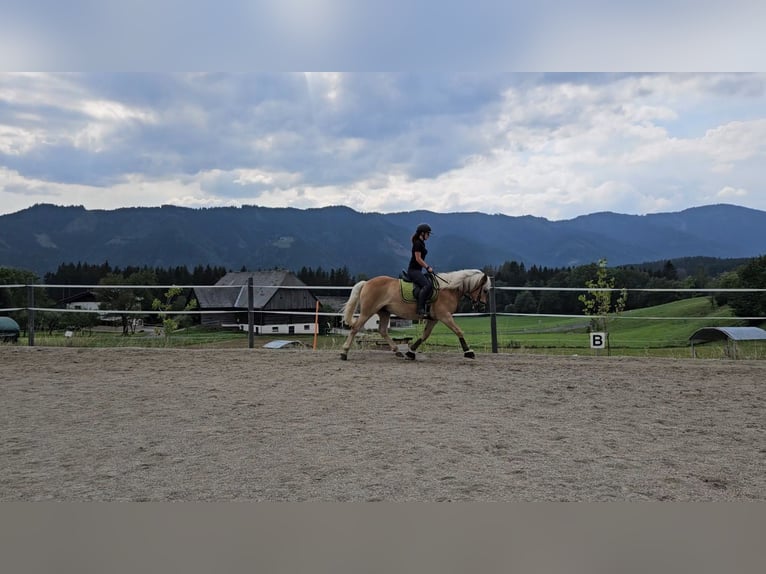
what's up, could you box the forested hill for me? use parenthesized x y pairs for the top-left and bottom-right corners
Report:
(1, 203), (765, 277)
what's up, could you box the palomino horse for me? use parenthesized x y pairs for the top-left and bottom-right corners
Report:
(339, 269), (491, 360)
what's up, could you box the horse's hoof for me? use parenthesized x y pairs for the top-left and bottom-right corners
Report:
(340, 353), (348, 361)
(464, 350), (475, 359)
(405, 351), (417, 360)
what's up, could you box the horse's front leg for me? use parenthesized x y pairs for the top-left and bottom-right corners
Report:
(405, 319), (438, 360)
(437, 314), (476, 359)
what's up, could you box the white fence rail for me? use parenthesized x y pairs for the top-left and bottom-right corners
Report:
(2, 281), (765, 352)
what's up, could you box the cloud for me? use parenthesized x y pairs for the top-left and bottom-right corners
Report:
(717, 186), (749, 199)
(1, 73), (766, 221)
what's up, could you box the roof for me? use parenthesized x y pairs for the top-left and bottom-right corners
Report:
(318, 296), (349, 312)
(689, 326), (766, 344)
(58, 290), (99, 305)
(194, 270), (310, 309)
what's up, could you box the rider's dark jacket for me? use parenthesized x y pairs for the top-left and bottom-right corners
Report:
(408, 239), (427, 271)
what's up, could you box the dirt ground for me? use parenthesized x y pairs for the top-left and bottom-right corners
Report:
(1, 346), (764, 501)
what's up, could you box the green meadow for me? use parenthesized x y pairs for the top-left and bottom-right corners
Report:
(392, 296), (766, 359)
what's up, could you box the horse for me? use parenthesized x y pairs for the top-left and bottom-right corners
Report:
(339, 269), (491, 361)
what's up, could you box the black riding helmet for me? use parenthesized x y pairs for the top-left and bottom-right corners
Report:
(416, 223), (432, 235)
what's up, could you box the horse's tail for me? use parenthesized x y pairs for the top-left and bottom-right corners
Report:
(341, 280), (367, 327)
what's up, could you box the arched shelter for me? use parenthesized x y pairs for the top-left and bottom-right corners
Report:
(689, 326), (766, 359)
(0, 316), (20, 343)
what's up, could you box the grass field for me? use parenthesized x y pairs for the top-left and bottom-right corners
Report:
(7, 297), (766, 359)
(380, 297), (766, 359)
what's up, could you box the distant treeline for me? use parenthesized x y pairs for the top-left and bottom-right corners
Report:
(296, 266), (355, 286)
(41, 262), (358, 291)
(3, 255), (763, 325)
(43, 262), (230, 302)
(490, 259), (694, 315)
(488, 255), (765, 322)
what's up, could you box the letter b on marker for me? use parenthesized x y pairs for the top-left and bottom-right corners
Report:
(590, 332), (606, 349)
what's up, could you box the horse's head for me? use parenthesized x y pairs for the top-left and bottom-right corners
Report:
(465, 271), (490, 312)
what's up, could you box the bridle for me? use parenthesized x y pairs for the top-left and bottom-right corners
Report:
(464, 274), (488, 312)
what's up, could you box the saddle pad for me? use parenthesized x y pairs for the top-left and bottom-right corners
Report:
(399, 279), (438, 304)
(399, 280), (417, 303)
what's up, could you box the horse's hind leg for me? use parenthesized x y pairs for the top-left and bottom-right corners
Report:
(377, 309), (404, 357)
(340, 311), (376, 360)
(340, 320), (361, 360)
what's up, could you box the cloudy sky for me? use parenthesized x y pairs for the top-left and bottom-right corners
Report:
(1, 72), (764, 221)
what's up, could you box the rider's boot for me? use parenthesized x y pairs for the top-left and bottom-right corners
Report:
(416, 294), (429, 319)
(416, 297), (428, 319)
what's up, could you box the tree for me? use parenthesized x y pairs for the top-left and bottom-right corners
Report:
(512, 291), (537, 314)
(713, 270), (741, 307)
(578, 259), (627, 353)
(661, 260), (678, 280)
(66, 311), (99, 335)
(496, 260), (527, 285)
(0, 267), (40, 333)
(97, 273), (139, 334)
(728, 254), (766, 324)
(152, 287), (198, 338)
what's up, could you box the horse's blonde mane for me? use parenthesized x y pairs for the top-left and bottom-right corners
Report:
(437, 269), (487, 291)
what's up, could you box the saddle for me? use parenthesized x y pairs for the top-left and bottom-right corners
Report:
(399, 270), (439, 304)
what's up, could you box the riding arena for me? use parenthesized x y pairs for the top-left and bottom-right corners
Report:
(1, 345), (763, 501)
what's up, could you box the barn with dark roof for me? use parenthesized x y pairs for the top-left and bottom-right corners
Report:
(193, 270), (318, 331)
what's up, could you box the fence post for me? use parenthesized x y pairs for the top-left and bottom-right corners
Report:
(247, 277), (254, 349)
(27, 285), (35, 347)
(489, 276), (498, 353)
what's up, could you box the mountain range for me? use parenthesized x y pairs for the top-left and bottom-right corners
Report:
(1, 203), (765, 278)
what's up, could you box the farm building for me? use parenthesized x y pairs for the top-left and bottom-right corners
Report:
(193, 270), (319, 333)
(57, 290), (100, 311)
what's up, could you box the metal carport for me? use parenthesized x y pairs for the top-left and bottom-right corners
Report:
(0, 316), (20, 342)
(689, 326), (766, 358)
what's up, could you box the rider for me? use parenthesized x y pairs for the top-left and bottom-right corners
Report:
(408, 223), (435, 318)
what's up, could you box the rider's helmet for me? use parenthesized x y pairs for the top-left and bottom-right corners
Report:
(416, 223), (432, 235)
